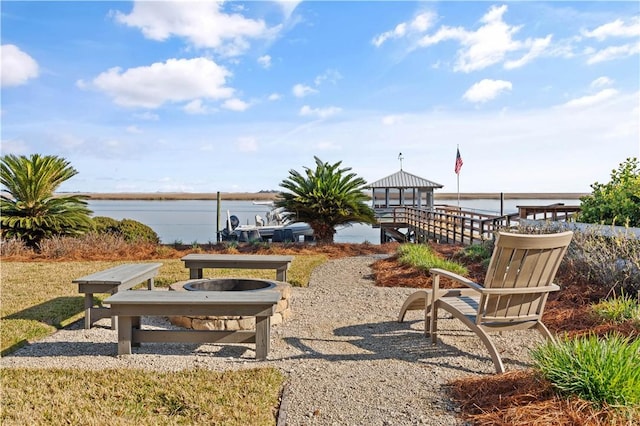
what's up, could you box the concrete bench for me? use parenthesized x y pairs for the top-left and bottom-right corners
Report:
(181, 254), (294, 282)
(73, 263), (162, 329)
(104, 290), (280, 360)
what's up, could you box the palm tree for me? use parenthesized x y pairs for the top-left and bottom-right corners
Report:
(1, 154), (93, 247)
(275, 157), (376, 243)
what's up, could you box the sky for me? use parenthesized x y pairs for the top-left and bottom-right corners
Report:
(1, 1), (639, 194)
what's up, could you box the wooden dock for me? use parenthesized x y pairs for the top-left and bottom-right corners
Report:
(374, 203), (579, 245)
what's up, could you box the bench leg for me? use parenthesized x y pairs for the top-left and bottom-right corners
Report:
(117, 316), (133, 355)
(255, 315), (271, 360)
(147, 277), (154, 290)
(84, 294), (94, 329)
(276, 268), (287, 282)
(189, 268), (203, 279)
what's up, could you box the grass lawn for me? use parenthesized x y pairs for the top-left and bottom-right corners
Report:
(0, 254), (326, 425)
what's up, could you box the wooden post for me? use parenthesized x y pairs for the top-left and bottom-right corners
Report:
(216, 191), (221, 242)
(500, 192), (504, 216)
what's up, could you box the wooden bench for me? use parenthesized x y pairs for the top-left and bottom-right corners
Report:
(73, 263), (162, 329)
(104, 290), (280, 360)
(181, 254), (294, 282)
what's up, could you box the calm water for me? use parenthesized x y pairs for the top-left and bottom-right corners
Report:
(87, 198), (581, 244)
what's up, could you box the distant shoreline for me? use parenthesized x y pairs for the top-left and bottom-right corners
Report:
(72, 192), (588, 201)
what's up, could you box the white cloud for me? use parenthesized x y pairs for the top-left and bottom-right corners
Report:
(463, 79), (512, 103)
(237, 137), (258, 152)
(292, 83), (318, 98)
(126, 125), (142, 134)
(274, 0), (302, 20)
(257, 54), (272, 69)
(314, 69), (342, 86)
(222, 98), (250, 111)
(590, 76), (614, 89)
(299, 105), (341, 119)
(134, 111), (159, 121)
(586, 42), (640, 64)
(183, 99), (209, 115)
(372, 12), (435, 47)
(113, 1), (279, 56)
(315, 141), (341, 151)
(0, 138), (30, 155)
(504, 35), (552, 69)
(87, 57), (234, 108)
(417, 5), (551, 73)
(561, 88), (619, 108)
(581, 17), (640, 41)
(1, 44), (39, 87)
(268, 93), (282, 101)
(382, 115), (403, 125)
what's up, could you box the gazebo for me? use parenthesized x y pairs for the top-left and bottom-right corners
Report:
(367, 169), (443, 212)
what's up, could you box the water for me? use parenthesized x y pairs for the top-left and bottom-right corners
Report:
(87, 198), (581, 244)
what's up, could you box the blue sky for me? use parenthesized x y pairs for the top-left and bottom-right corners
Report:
(1, 1), (639, 194)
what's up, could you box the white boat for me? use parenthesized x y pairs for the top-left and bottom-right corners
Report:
(219, 205), (314, 242)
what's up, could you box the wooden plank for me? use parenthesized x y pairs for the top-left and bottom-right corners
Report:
(73, 263), (162, 285)
(106, 290), (281, 305)
(132, 329), (257, 344)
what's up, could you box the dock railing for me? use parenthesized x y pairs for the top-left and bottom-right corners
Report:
(376, 206), (519, 245)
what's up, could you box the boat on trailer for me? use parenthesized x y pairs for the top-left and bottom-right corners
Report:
(219, 206), (314, 242)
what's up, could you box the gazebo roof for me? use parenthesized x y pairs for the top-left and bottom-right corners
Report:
(367, 169), (443, 189)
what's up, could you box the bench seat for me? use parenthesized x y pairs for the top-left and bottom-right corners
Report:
(105, 290), (280, 360)
(73, 263), (162, 329)
(181, 254), (293, 281)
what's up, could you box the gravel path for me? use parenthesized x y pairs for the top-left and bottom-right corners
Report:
(1, 256), (545, 425)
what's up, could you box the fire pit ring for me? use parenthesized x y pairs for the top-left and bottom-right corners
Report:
(168, 278), (292, 331)
(183, 278), (276, 292)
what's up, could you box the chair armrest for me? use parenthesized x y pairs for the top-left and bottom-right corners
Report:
(429, 268), (483, 292)
(478, 284), (560, 295)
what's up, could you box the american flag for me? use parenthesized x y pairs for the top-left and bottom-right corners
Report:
(455, 148), (463, 174)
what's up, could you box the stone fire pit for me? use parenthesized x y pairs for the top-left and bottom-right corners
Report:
(168, 278), (292, 331)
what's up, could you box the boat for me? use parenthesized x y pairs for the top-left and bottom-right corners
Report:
(219, 205), (314, 242)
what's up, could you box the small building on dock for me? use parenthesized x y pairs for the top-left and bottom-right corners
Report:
(367, 169), (443, 212)
(367, 169), (444, 243)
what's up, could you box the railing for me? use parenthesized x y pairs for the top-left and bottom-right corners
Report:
(376, 206), (518, 245)
(517, 203), (581, 220)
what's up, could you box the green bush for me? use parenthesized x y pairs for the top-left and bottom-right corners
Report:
(92, 216), (120, 234)
(577, 158), (640, 227)
(91, 217), (159, 244)
(532, 334), (640, 412)
(593, 292), (640, 324)
(397, 244), (468, 276)
(116, 219), (160, 244)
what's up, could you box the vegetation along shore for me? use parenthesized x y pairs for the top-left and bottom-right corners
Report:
(73, 191), (588, 201)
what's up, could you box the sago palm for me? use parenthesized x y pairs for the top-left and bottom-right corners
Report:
(1, 154), (93, 247)
(275, 157), (376, 243)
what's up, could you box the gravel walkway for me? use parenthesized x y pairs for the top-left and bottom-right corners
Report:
(1, 256), (545, 425)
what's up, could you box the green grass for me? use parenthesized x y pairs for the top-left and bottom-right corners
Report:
(397, 243), (468, 276)
(1, 367), (284, 425)
(531, 334), (640, 415)
(1, 254), (327, 424)
(1, 255), (326, 355)
(592, 292), (640, 324)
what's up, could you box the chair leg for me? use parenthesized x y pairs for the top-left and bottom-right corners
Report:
(398, 290), (431, 323)
(535, 321), (557, 344)
(470, 324), (506, 374)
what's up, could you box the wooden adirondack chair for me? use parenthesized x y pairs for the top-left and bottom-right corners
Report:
(398, 231), (573, 373)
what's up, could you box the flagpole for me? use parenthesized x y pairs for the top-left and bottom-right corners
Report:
(456, 144), (460, 207)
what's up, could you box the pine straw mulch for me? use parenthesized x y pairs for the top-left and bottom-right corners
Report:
(371, 241), (639, 426)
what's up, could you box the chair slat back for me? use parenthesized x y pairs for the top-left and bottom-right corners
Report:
(480, 231), (573, 322)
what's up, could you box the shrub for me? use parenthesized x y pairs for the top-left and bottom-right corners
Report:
(577, 158), (640, 227)
(532, 334), (640, 412)
(92, 216), (120, 234)
(397, 244), (468, 276)
(0, 238), (32, 257)
(114, 218), (159, 244)
(593, 293), (640, 324)
(564, 228), (640, 295)
(455, 240), (494, 270)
